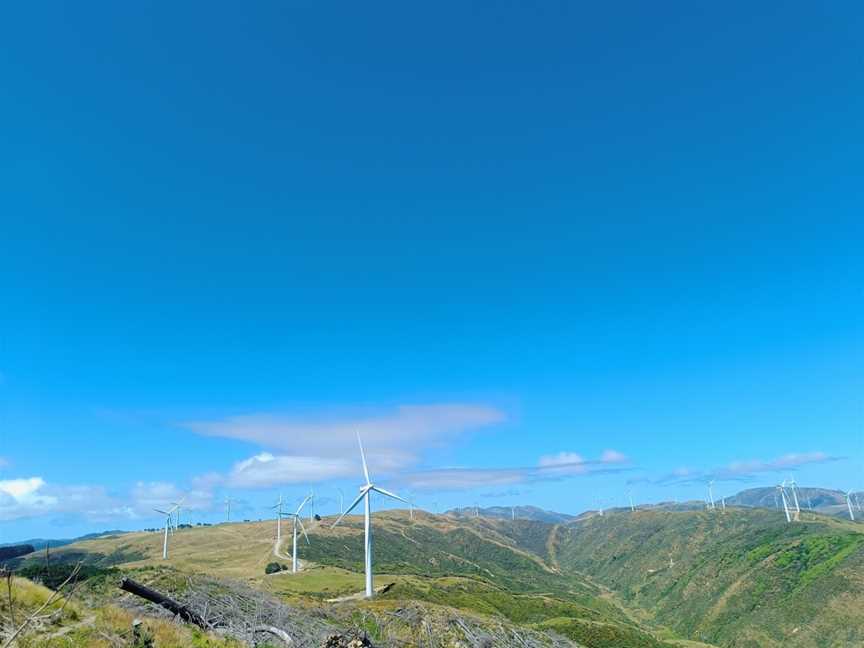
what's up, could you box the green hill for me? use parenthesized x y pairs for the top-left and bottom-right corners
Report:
(10, 507), (864, 647)
(550, 508), (864, 647)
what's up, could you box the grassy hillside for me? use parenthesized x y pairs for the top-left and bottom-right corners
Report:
(16, 507), (864, 647)
(551, 508), (864, 647)
(14, 512), (685, 647)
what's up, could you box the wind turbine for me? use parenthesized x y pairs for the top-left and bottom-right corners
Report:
(225, 496), (234, 523)
(337, 488), (344, 515)
(332, 433), (409, 598)
(511, 506), (516, 521)
(308, 489), (315, 523)
(787, 477), (801, 521)
(846, 492), (856, 521)
(778, 484), (792, 523)
(289, 494), (312, 573)
(154, 506), (177, 559)
(627, 490), (635, 512)
(707, 481), (715, 510)
(409, 494), (415, 521)
(270, 494), (285, 542)
(170, 497), (186, 532)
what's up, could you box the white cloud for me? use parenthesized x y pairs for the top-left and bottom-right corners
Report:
(395, 450), (630, 492)
(601, 449), (627, 463)
(227, 453), (356, 489)
(180, 403), (505, 471)
(130, 481), (214, 514)
(642, 451), (842, 486)
(0, 478), (58, 520)
(177, 403), (507, 487)
(538, 452), (585, 467)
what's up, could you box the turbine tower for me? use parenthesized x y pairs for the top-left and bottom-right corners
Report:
(225, 496), (234, 523)
(846, 491), (856, 521)
(337, 488), (344, 515)
(289, 494), (312, 573)
(787, 477), (801, 521)
(627, 490), (635, 512)
(270, 494), (285, 542)
(707, 481), (715, 510)
(308, 489), (315, 522)
(332, 433), (409, 598)
(170, 497), (186, 531)
(154, 506), (177, 559)
(778, 484), (792, 523)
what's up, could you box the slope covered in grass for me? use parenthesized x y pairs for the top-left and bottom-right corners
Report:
(551, 508), (864, 647)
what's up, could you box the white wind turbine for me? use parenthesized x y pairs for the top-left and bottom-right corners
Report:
(332, 433), (409, 598)
(289, 494), (312, 573)
(154, 505), (178, 559)
(308, 489), (315, 523)
(337, 488), (344, 515)
(707, 481), (716, 510)
(170, 497), (186, 532)
(225, 496), (235, 523)
(785, 477), (801, 521)
(846, 491), (856, 521)
(270, 494), (285, 543)
(778, 483), (792, 523)
(627, 490), (635, 512)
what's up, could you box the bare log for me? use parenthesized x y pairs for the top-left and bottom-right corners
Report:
(118, 577), (210, 629)
(254, 624), (294, 645)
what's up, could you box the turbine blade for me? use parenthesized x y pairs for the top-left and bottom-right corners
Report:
(297, 516), (311, 544)
(295, 494), (312, 516)
(372, 485), (409, 505)
(357, 431), (371, 485)
(332, 491), (366, 528)
(154, 508), (170, 515)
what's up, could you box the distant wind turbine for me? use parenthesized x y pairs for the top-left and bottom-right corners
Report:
(171, 497), (186, 532)
(270, 494), (285, 542)
(154, 506), (178, 559)
(627, 490), (635, 512)
(337, 488), (344, 515)
(707, 481), (716, 510)
(788, 477), (801, 521)
(332, 433), (409, 598)
(846, 492), (856, 521)
(225, 496), (235, 523)
(778, 484), (792, 523)
(289, 494), (312, 573)
(308, 489), (315, 522)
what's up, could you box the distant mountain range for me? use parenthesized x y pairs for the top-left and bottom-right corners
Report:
(725, 486), (861, 519)
(445, 504), (577, 523)
(0, 530), (126, 553)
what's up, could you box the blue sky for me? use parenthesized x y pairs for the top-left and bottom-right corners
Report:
(1, 2), (862, 541)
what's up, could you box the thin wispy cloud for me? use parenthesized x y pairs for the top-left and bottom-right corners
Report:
(394, 450), (629, 492)
(631, 451), (843, 486)
(180, 403), (506, 487)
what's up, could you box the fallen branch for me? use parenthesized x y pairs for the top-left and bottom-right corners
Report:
(254, 624), (294, 645)
(118, 578), (210, 629)
(1, 563), (81, 648)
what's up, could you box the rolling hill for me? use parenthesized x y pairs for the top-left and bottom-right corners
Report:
(10, 505), (864, 647)
(725, 487), (861, 520)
